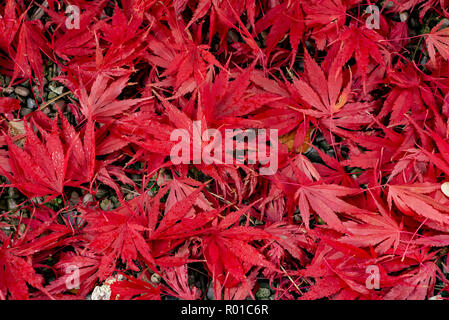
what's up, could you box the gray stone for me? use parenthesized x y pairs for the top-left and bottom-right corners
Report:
(207, 284), (215, 300)
(26, 98), (37, 109)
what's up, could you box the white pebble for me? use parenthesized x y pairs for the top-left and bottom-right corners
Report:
(441, 182), (449, 197)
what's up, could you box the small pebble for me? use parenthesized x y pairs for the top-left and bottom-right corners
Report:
(20, 108), (33, 116)
(31, 197), (44, 204)
(95, 188), (107, 198)
(48, 91), (57, 100)
(18, 223), (26, 235)
(69, 191), (80, 205)
(7, 198), (17, 211)
(31, 7), (45, 20)
(100, 199), (113, 211)
(91, 274), (124, 300)
(49, 81), (63, 95)
(157, 172), (170, 186)
(32, 86), (42, 102)
(125, 193), (137, 200)
(14, 86), (30, 97)
(206, 284), (215, 300)
(420, 56), (428, 66)
(82, 193), (94, 205)
(61, 211), (77, 227)
(256, 287), (271, 299)
(26, 98), (37, 109)
(399, 12), (409, 22)
(91, 284), (111, 300)
(2, 87), (13, 95)
(441, 182), (449, 197)
(8, 120), (25, 137)
(150, 273), (161, 284)
(8, 188), (19, 199)
(52, 100), (66, 112)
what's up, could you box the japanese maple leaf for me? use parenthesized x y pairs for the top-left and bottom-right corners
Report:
(43, 1), (106, 61)
(186, 0), (256, 33)
(159, 243), (201, 300)
(309, 145), (358, 186)
(45, 251), (102, 297)
(245, 69), (301, 135)
(387, 0), (448, 20)
(387, 183), (449, 226)
(110, 273), (160, 300)
(202, 205), (277, 294)
(426, 21), (449, 66)
(200, 66), (282, 128)
(146, 183), (223, 257)
(221, 270), (259, 300)
(416, 127), (449, 177)
(264, 222), (312, 266)
(0, 238), (45, 300)
(0, 97), (20, 114)
(71, 73), (148, 122)
(11, 20), (50, 93)
(299, 239), (380, 300)
(336, 122), (418, 180)
(288, 50), (372, 132)
(100, 111), (176, 157)
(378, 62), (442, 126)
(303, 0), (347, 50)
(295, 184), (367, 233)
(164, 178), (209, 210)
(184, 0), (259, 52)
(161, 264), (201, 300)
(385, 261), (439, 300)
(382, 248), (443, 300)
(333, 25), (387, 89)
(341, 214), (402, 254)
(94, 6), (149, 77)
(162, 101), (248, 203)
(146, 13), (222, 97)
(388, 148), (429, 182)
(11, 206), (76, 257)
(82, 204), (156, 280)
(95, 161), (138, 198)
(255, 1), (304, 66)
(340, 194), (403, 255)
(83, 184), (207, 278)
(0, 0), (23, 79)
(59, 112), (95, 184)
(57, 5), (148, 80)
(0, 0), (20, 51)
(278, 155), (368, 231)
(0, 116), (92, 198)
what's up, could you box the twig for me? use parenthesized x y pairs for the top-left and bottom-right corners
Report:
(39, 91), (71, 111)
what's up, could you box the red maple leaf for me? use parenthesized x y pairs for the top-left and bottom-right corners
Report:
(0, 238), (46, 300)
